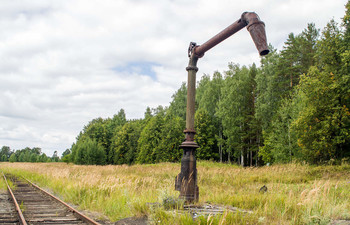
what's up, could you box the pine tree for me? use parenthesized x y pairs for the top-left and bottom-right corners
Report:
(137, 107), (165, 163)
(195, 109), (218, 160)
(112, 120), (142, 165)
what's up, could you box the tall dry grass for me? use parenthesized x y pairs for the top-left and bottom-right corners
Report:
(0, 161), (349, 224)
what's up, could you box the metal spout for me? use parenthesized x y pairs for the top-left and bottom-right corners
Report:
(242, 12), (269, 56)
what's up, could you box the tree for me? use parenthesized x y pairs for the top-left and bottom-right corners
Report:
(144, 106), (153, 121)
(157, 114), (185, 162)
(9, 154), (17, 163)
(52, 151), (59, 162)
(112, 120), (142, 165)
(61, 149), (71, 163)
(196, 74), (211, 111)
(218, 64), (247, 164)
(71, 137), (106, 165)
(291, 67), (350, 163)
(0, 146), (11, 161)
(259, 97), (302, 163)
(255, 46), (281, 132)
(30, 153), (38, 162)
(217, 64), (261, 165)
(277, 24), (319, 91)
(137, 107), (165, 163)
(31, 147), (41, 155)
(197, 72), (225, 162)
(62, 149), (71, 158)
(38, 153), (49, 162)
(168, 83), (187, 120)
(195, 109), (218, 160)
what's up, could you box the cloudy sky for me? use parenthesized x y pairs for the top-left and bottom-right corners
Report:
(0, 0), (347, 156)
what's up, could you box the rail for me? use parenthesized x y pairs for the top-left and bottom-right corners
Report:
(2, 172), (27, 225)
(1, 172), (102, 225)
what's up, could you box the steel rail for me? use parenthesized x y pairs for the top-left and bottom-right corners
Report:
(1, 172), (28, 225)
(24, 177), (102, 225)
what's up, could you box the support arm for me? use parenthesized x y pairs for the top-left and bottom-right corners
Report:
(192, 12), (269, 58)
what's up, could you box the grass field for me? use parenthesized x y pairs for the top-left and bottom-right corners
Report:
(0, 161), (349, 224)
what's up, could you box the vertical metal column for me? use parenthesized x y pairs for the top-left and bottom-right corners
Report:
(175, 55), (199, 202)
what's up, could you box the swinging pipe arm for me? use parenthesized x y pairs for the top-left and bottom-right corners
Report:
(192, 12), (269, 58)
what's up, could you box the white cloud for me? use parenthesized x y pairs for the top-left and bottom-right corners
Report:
(0, 0), (347, 155)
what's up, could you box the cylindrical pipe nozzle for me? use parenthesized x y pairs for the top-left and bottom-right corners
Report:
(242, 12), (269, 56)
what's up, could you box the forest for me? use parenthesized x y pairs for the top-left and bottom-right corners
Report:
(0, 146), (60, 163)
(2, 3), (350, 166)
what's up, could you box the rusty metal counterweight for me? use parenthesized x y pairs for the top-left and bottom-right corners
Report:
(175, 11), (269, 203)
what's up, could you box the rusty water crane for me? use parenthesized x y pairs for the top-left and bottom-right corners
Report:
(175, 12), (269, 202)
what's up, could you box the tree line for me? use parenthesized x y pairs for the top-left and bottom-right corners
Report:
(0, 146), (60, 163)
(4, 3), (349, 166)
(65, 3), (350, 166)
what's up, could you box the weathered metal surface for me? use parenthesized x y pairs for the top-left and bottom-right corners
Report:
(193, 19), (245, 58)
(2, 173), (102, 225)
(25, 178), (102, 225)
(243, 12), (269, 56)
(185, 56), (198, 131)
(193, 12), (269, 57)
(175, 144), (199, 202)
(176, 11), (269, 203)
(176, 55), (199, 202)
(2, 172), (27, 225)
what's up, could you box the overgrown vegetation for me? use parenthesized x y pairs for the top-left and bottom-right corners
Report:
(0, 162), (349, 224)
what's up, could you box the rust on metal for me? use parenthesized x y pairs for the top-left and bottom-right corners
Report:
(1, 172), (101, 225)
(242, 12), (269, 56)
(25, 178), (102, 225)
(2, 172), (28, 225)
(193, 12), (269, 58)
(193, 19), (245, 58)
(176, 11), (269, 203)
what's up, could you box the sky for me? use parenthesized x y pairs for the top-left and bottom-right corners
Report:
(0, 0), (348, 156)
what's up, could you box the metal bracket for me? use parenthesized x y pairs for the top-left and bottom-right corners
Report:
(188, 42), (197, 57)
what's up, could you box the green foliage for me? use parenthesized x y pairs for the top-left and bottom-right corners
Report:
(0, 146), (11, 161)
(71, 137), (106, 165)
(259, 98), (302, 163)
(66, 3), (350, 166)
(112, 120), (142, 165)
(157, 114), (185, 162)
(197, 72), (225, 161)
(2, 146), (51, 163)
(217, 64), (260, 165)
(137, 107), (165, 163)
(292, 67), (350, 162)
(61, 149), (71, 158)
(62, 154), (71, 163)
(255, 46), (281, 131)
(195, 109), (218, 160)
(168, 83), (187, 119)
(9, 153), (16, 163)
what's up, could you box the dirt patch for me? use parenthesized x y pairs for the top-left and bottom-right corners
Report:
(114, 216), (148, 225)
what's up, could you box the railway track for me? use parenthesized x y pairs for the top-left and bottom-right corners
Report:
(1, 172), (102, 225)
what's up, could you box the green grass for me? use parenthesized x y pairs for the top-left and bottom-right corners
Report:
(0, 176), (7, 191)
(0, 162), (349, 224)
(0, 171), (16, 191)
